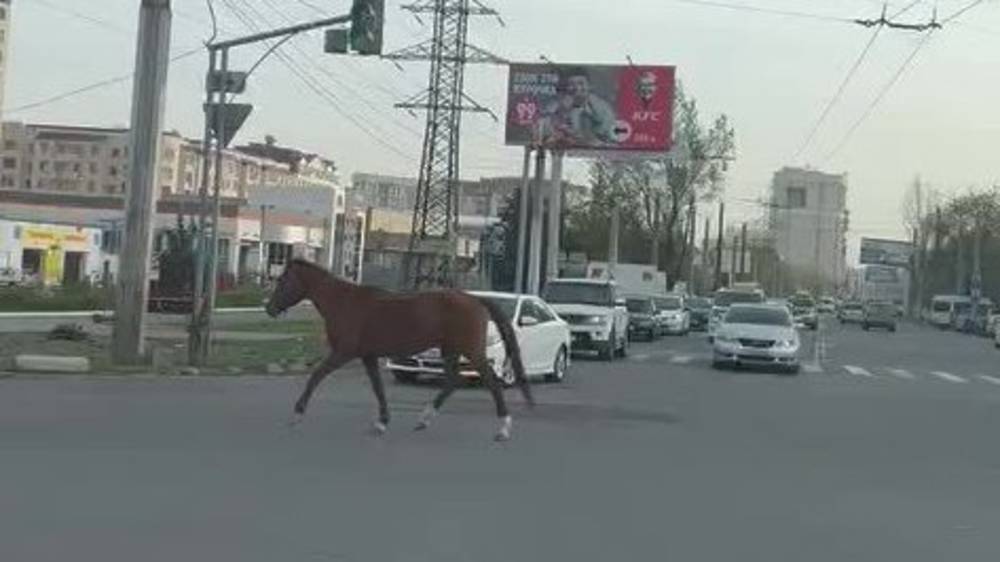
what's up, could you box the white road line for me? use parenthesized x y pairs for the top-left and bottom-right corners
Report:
(979, 375), (1000, 386)
(631, 354), (651, 362)
(803, 363), (824, 374)
(887, 368), (915, 380)
(930, 371), (968, 384)
(843, 365), (874, 377)
(670, 355), (693, 364)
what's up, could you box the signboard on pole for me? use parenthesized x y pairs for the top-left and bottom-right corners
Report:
(505, 63), (675, 153)
(859, 238), (913, 268)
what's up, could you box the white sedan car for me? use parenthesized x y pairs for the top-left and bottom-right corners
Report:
(711, 304), (801, 374)
(386, 291), (571, 386)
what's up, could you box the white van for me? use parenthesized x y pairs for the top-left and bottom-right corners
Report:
(928, 295), (971, 329)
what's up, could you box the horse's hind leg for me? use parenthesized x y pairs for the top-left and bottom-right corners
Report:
(362, 355), (390, 435)
(475, 357), (512, 441)
(415, 353), (461, 431)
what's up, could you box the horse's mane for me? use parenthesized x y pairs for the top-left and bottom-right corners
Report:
(290, 258), (392, 295)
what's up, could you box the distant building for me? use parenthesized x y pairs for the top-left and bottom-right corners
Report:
(768, 167), (848, 293)
(0, 121), (347, 286)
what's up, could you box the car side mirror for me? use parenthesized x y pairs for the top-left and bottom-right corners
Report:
(519, 315), (539, 327)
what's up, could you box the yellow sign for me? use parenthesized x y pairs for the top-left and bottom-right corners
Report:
(21, 227), (90, 251)
(43, 248), (64, 285)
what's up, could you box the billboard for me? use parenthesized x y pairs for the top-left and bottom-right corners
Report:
(505, 63), (675, 153)
(859, 238), (913, 268)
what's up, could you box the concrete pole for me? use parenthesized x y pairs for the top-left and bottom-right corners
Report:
(686, 198), (697, 290)
(545, 150), (564, 284)
(526, 150), (546, 295)
(608, 205), (620, 280)
(189, 49), (217, 365)
(739, 221), (748, 279)
(202, 47), (230, 354)
(514, 147), (531, 293)
(258, 204), (269, 282)
(112, 0), (172, 365)
(714, 202), (724, 290)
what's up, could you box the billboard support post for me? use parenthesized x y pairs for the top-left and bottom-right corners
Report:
(514, 147), (531, 293)
(545, 150), (565, 285)
(526, 149), (546, 295)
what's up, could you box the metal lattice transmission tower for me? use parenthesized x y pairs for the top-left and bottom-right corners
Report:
(385, 0), (504, 288)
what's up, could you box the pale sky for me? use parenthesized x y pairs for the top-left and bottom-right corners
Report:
(6, 0), (1000, 258)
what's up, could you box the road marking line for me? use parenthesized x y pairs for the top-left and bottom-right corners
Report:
(887, 368), (915, 380)
(979, 375), (1000, 386)
(803, 363), (824, 374)
(843, 365), (874, 377)
(631, 354), (651, 362)
(930, 371), (968, 384)
(670, 355), (693, 364)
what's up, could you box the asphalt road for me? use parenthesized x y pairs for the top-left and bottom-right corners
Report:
(3, 315), (1000, 561)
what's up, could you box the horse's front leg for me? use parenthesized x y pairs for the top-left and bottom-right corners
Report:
(289, 351), (350, 426)
(362, 355), (390, 435)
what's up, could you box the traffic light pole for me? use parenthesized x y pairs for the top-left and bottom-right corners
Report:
(187, 9), (364, 365)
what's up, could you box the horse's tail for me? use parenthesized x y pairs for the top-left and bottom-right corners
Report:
(477, 297), (534, 408)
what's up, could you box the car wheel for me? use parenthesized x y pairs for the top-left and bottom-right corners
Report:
(498, 356), (517, 388)
(600, 331), (616, 361)
(545, 346), (568, 383)
(392, 370), (418, 384)
(862, 324), (870, 331)
(616, 331), (629, 358)
(890, 325), (897, 333)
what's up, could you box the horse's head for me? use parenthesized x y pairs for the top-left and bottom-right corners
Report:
(266, 262), (308, 317)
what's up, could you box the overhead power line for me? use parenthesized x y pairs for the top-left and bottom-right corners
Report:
(670, 0), (854, 23)
(4, 47), (203, 115)
(793, 25), (883, 161)
(942, 0), (989, 23)
(826, 32), (935, 161)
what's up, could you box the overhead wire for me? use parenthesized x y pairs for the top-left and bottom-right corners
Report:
(218, 0), (415, 160)
(669, 0), (855, 23)
(5, 47), (204, 115)
(941, 0), (989, 23)
(825, 31), (935, 160)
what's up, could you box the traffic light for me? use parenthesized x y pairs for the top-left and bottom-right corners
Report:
(350, 0), (384, 56)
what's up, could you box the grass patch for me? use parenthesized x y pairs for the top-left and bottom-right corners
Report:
(0, 285), (112, 312)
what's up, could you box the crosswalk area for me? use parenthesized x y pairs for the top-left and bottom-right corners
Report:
(821, 364), (1000, 387)
(625, 349), (1000, 389)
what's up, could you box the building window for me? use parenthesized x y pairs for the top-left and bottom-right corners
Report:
(3, 140), (15, 150)
(91, 145), (100, 157)
(0, 7), (6, 20)
(111, 148), (121, 158)
(109, 165), (118, 177)
(39, 160), (49, 172)
(89, 162), (98, 174)
(787, 187), (807, 209)
(1, 175), (13, 187)
(2, 157), (15, 169)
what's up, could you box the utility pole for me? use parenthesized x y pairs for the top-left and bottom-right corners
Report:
(701, 217), (710, 295)
(609, 203), (620, 280)
(526, 150), (546, 294)
(685, 196), (696, 291)
(111, 0), (172, 365)
(739, 221), (748, 281)
(714, 202), (724, 290)
(545, 150), (565, 284)
(730, 234), (738, 287)
(513, 147), (531, 293)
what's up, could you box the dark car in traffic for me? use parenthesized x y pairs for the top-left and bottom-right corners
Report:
(863, 301), (898, 332)
(626, 295), (659, 341)
(686, 296), (713, 331)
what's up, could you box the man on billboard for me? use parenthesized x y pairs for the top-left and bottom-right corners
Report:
(535, 67), (617, 148)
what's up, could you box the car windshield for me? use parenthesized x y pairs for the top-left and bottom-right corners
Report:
(790, 295), (815, 307)
(714, 291), (764, 307)
(626, 298), (653, 314)
(478, 296), (517, 321)
(724, 306), (791, 327)
(688, 297), (711, 309)
(542, 282), (612, 306)
(655, 297), (682, 310)
(932, 301), (952, 312)
(868, 303), (895, 314)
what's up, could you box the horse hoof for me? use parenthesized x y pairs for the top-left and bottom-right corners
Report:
(494, 429), (511, 442)
(414, 421), (429, 431)
(287, 413), (304, 428)
(373, 421), (388, 435)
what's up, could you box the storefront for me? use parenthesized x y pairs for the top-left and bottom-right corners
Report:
(0, 220), (102, 285)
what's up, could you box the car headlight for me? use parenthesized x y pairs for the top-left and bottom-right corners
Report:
(583, 315), (608, 325)
(776, 339), (797, 349)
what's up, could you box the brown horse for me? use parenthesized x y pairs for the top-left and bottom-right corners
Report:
(265, 259), (534, 441)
